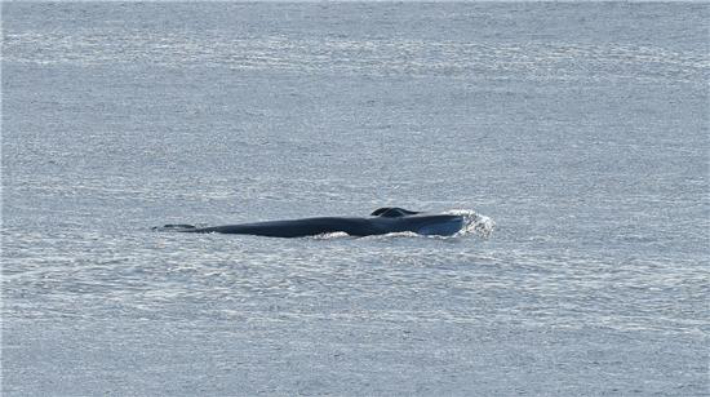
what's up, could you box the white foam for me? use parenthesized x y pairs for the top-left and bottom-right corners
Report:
(446, 209), (496, 239)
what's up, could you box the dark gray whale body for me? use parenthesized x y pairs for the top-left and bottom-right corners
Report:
(159, 208), (464, 238)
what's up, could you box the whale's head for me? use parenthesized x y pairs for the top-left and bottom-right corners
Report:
(371, 208), (464, 236)
(413, 214), (465, 236)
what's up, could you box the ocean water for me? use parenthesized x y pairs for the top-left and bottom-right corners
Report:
(2, 2), (708, 396)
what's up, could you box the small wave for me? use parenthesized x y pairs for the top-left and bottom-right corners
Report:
(152, 224), (197, 232)
(312, 232), (352, 240)
(313, 231), (421, 241)
(362, 231), (422, 240)
(446, 209), (496, 238)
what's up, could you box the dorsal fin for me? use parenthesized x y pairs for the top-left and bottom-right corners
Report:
(370, 207), (420, 218)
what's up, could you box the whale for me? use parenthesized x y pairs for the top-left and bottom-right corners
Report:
(156, 207), (464, 238)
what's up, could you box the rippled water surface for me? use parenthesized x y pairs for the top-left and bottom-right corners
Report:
(2, 2), (708, 396)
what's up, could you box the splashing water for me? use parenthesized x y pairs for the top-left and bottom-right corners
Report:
(446, 209), (496, 238)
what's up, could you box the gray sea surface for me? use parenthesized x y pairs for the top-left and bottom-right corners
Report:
(2, 2), (709, 396)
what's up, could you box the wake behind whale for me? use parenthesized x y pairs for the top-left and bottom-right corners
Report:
(155, 207), (494, 239)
